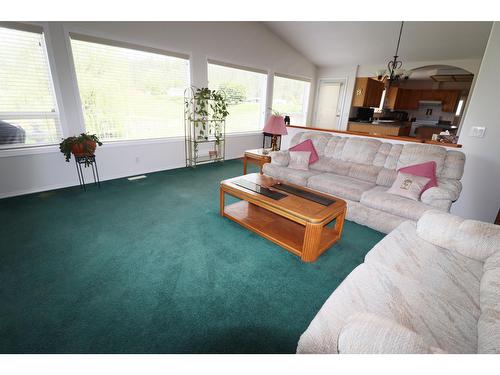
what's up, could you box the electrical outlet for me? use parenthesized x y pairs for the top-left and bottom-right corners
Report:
(135, 156), (140, 163)
(469, 126), (486, 138)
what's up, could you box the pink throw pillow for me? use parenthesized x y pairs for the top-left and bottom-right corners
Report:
(398, 161), (438, 192)
(289, 139), (319, 164)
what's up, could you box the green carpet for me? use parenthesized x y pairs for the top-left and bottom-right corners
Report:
(0, 159), (384, 353)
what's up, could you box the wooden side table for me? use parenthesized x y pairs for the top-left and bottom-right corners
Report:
(243, 148), (272, 174)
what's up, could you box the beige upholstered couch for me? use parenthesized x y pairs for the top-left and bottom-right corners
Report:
(297, 210), (500, 354)
(262, 131), (466, 233)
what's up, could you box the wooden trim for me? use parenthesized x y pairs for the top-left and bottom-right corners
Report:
(286, 125), (463, 148)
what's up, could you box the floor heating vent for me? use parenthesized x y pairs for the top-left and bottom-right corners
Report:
(127, 175), (147, 181)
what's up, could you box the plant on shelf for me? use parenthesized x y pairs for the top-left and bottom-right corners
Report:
(190, 87), (229, 141)
(59, 133), (102, 166)
(193, 87), (211, 140)
(211, 90), (229, 147)
(268, 107), (284, 116)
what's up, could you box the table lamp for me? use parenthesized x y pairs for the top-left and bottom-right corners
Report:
(263, 114), (288, 151)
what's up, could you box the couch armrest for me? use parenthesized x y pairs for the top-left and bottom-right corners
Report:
(338, 313), (443, 354)
(420, 179), (461, 211)
(416, 210), (500, 261)
(269, 150), (289, 167)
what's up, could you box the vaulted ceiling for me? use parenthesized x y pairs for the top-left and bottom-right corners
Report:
(263, 22), (493, 67)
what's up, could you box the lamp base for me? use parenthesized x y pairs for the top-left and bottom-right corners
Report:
(270, 135), (279, 152)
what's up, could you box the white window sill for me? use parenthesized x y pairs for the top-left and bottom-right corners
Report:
(0, 144), (60, 158)
(0, 132), (264, 157)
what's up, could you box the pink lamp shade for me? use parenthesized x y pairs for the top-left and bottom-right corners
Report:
(263, 115), (288, 135)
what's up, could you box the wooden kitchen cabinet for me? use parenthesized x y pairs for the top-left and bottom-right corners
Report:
(419, 90), (460, 112)
(386, 87), (419, 110)
(442, 90), (460, 112)
(352, 78), (384, 107)
(386, 88), (460, 112)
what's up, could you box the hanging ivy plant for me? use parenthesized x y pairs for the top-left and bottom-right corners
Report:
(190, 87), (229, 140)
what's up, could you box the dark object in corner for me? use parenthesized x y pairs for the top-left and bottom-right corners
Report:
(0, 120), (26, 144)
(284, 115), (291, 125)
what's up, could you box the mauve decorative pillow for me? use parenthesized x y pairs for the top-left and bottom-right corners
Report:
(289, 139), (319, 164)
(398, 161), (438, 192)
(387, 172), (431, 201)
(288, 151), (311, 171)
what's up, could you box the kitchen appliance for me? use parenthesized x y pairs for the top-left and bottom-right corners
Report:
(410, 101), (442, 136)
(355, 107), (374, 122)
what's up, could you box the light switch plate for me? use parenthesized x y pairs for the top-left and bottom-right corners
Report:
(469, 126), (486, 138)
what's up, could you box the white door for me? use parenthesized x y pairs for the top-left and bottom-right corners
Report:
(315, 80), (344, 130)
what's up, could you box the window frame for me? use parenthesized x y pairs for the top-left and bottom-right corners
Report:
(0, 22), (65, 153)
(68, 31), (192, 143)
(207, 59), (269, 134)
(272, 72), (312, 126)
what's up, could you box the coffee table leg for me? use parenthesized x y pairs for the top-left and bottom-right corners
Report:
(220, 187), (225, 217)
(335, 208), (347, 237)
(301, 223), (323, 262)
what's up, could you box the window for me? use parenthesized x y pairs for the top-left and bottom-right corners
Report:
(272, 75), (311, 125)
(0, 24), (61, 148)
(455, 98), (465, 116)
(70, 34), (190, 141)
(208, 62), (267, 133)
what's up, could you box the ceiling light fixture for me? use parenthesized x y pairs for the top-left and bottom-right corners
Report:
(376, 21), (411, 87)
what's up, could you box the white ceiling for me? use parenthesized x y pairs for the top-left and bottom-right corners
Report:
(263, 22), (493, 67)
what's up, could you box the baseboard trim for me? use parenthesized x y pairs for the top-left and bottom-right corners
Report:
(0, 157), (242, 199)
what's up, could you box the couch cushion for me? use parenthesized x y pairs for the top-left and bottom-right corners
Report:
(348, 163), (382, 183)
(376, 168), (398, 187)
(360, 186), (434, 221)
(441, 150), (466, 180)
(309, 158), (352, 175)
(341, 138), (382, 165)
(365, 221), (482, 316)
(399, 161), (438, 192)
(297, 260), (479, 353)
(298, 221), (482, 354)
(386, 172), (431, 201)
(338, 313), (443, 354)
(384, 144), (403, 169)
(416, 210), (500, 262)
(307, 173), (375, 202)
(478, 251), (500, 353)
(262, 163), (319, 186)
(291, 132), (332, 156)
(290, 139), (319, 164)
(398, 144), (447, 175)
(289, 151), (311, 170)
(323, 136), (346, 159)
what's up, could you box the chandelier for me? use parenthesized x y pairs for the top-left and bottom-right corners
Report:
(376, 21), (411, 86)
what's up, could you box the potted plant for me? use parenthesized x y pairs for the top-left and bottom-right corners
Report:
(59, 133), (102, 165)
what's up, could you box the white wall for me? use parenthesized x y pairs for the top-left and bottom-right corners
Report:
(314, 65), (359, 130)
(0, 22), (317, 198)
(450, 23), (500, 222)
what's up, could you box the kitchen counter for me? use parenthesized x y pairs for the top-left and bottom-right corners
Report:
(347, 121), (411, 137)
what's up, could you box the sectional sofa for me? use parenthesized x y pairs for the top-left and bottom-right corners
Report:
(262, 131), (466, 233)
(296, 210), (500, 354)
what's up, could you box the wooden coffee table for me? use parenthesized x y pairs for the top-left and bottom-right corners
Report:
(220, 173), (347, 262)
